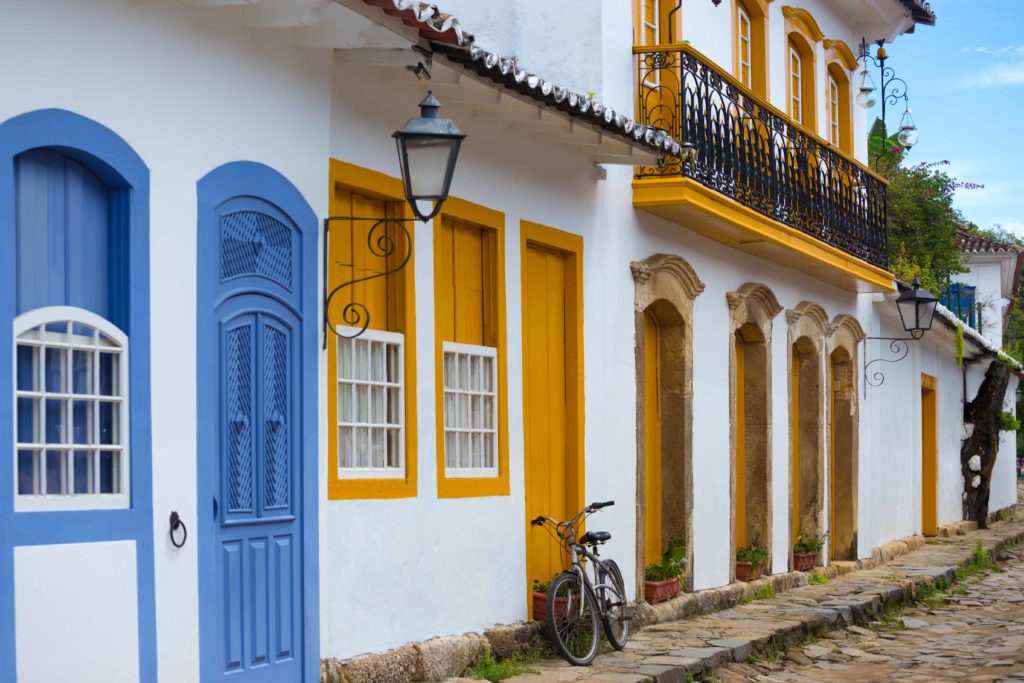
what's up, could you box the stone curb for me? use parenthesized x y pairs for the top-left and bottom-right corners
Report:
(321, 513), (1021, 682)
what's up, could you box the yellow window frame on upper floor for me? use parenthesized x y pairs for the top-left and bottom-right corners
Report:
(326, 158), (418, 500)
(434, 196), (510, 498)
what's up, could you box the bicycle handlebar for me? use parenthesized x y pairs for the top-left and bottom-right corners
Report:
(588, 500), (614, 511)
(530, 516), (546, 526)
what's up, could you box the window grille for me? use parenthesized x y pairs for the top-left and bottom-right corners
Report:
(442, 342), (498, 478)
(336, 329), (404, 478)
(14, 307), (129, 511)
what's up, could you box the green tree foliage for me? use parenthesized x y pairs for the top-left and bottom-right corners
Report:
(870, 119), (972, 293)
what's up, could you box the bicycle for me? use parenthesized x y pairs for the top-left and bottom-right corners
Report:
(530, 500), (630, 665)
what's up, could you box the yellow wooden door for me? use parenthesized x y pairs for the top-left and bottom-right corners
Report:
(921, 374), (938, 536)
(523, 243), (572, 597)
(644, 311), (663, 566)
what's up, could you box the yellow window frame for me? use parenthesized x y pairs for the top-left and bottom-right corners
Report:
(326, 158), (418, 500)
(434, 196), (510, 498)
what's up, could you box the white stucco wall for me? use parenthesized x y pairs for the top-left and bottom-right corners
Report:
(951, 261), (1006, 347)
(0, 1), (332, 680)
(15, 541), (139, 683)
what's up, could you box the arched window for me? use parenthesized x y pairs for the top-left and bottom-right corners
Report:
(783, 6), (824, 132)
(15, 307), (128, 510)
(635, 0), (681, 46)
(12, 148), (130, 511)
(824, 39), (858, 154)
(735, 0), (769, 98)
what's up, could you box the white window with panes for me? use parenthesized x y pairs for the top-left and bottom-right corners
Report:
(14, 306), (129, 511)
(336, 329), (404, 479)
(738, 6), (752, 88)
(442, 342), (497, 478)
(828, 76), (840, 145)
(790, 47), (803, 124)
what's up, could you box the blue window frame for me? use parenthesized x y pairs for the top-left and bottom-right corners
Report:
(940, 282), (977, 329)
(0, 109), (154, 681)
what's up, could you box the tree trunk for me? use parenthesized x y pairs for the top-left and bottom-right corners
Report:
(961, 360), (1010, 527)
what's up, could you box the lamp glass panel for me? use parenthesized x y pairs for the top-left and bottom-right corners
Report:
(897, 297), (917, 331)
(917, 300), (937, 331)
(403, 137), (456, 197)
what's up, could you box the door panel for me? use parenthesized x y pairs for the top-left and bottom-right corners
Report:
(523, 243), (574, 595)
(214, 309), (301, 681)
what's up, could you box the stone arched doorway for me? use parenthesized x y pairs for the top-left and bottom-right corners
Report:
(786, 303), (827, 567)
(631, 255), (703, 598)
(827, 314), (864, 562)
(727, 283), (782, 578)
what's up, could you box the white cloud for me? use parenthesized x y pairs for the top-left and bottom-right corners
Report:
(956, 61), (1024, 89)
(960, 45), (1024, 56)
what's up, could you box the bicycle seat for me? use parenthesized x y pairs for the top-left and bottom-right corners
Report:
(579, 530), (611, 545)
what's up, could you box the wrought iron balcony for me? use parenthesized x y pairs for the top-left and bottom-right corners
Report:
(634, 43), (889, 270)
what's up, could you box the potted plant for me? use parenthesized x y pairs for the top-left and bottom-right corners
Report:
(735, 544), (769, 582)
(531, 579), (567, 622)
(644, 541), (687, 604)
(792, 532), (826, 571)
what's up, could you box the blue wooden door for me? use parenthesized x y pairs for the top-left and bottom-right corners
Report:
(198, 179), (313, 682)
(214, 300), (302, 681)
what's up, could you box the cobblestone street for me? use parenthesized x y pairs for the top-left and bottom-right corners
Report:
(489, 491), (1024, 683)
(718, 544), (1024, 682)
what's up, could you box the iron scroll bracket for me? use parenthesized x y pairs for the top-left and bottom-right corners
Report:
(861, 334), (922, 395)
(322, 216), (416, 346)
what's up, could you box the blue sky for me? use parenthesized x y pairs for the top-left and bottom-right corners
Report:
(868, 0), (1024, 234)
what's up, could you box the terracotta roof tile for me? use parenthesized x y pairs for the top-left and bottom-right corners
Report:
(956, 228), (1021, 255)
(899, 0), (936, 26)
(358, 0), (675, 157)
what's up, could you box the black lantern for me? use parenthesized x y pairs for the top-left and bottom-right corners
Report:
(896, 277), (938, 339)
(393, 91), (465, 222)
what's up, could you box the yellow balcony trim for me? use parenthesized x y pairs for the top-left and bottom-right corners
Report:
(633, 176), (895, 293)
(631, 42), (888, 186)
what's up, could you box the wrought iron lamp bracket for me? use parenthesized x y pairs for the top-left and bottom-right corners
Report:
(861, 333), (922, 393)
(859, 39), (910, 124)
(322, 215), (415, 345)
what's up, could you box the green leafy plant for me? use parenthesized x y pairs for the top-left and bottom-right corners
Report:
(956, 326), (965, 369)
(793, 531), (827, 554)
(645, 541), (687, 581)
(807, 570), (829, 585)
(999, 411), (1020, 431)
(531, 579), (549, 594)
(735, 544), (769, 565)
(465, 651), (540, 682)
(752, 583), (774, 600)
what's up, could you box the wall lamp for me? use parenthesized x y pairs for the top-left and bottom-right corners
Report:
(864, 277), (939, 390)
(323, 92), (465, 340)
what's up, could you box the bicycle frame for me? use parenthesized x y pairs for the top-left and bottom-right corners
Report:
(567, 542), (620, 619)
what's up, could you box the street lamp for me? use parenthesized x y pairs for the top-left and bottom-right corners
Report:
(895, 277), (939, 339)
(863, 277), (940, 391)
(393, 91), (466, 222)
(324, 92), (465, 339)
(857, 39), (920, 161)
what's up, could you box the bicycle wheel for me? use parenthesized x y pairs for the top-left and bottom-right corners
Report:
(598, 559), (629, 650)
(546, 571), (600, 666)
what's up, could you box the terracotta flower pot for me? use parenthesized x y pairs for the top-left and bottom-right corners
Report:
(644, 576), (681, 604)
(793, 551), (818, 571)
(735, 561), (765, 582)
(532, 591), (568, 622)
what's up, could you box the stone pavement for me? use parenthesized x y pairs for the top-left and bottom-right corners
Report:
(717, 544), (1024, 682)
(490, 505), (1024, 683)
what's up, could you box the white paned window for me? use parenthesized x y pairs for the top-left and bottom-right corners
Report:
(738, 6), (752, 88)
(442, 342), (498, 478)
(790, 47), (803, 124)
(337, 329), (404, 479)
(13, 306), (129, 511)
(828, 76), (840, 145)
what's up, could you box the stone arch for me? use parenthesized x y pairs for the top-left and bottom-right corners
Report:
(632, 254), (704, 598)
(786, 302), (828, 569)
(827, 314), (864, 561)
(727, 283), (782, 578)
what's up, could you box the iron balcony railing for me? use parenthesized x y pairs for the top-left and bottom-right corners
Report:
(634, 43), (889, 270)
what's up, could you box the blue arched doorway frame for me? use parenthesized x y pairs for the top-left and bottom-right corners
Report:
(196, 161), (320, 681)
(0, 108), (155, 681)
